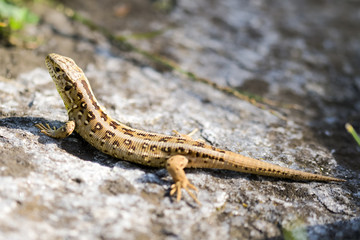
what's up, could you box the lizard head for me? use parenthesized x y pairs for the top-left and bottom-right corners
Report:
(45, 53), (93, 111)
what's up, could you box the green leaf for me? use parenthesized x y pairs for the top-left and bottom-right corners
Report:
(0, 0), (39, 31)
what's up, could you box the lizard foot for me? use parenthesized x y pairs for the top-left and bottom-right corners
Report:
(166, 155), (201, 205)
(35, 121), (75, 139)
(170, 179), (200, 205)
(172, 129), (205, 143)
(172, 129), (198, 138)
(35, 123), (56, 136)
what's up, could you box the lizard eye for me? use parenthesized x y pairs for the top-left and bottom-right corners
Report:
(64, 85), (72, 91)
(55, 67), (61, 72)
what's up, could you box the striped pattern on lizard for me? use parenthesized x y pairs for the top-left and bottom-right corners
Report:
(35, 53), (345, 205)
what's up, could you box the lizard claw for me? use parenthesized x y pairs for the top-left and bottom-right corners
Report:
(172, 129), (198, 140)
(166, 155), (201, 205)
(35, 123), (57, 137)
(35, 121), (75, 139)
(170, 180), (201, 205)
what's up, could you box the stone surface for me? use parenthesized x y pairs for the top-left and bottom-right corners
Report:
(0, 0), (359, 239)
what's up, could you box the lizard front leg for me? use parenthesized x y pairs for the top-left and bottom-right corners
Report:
(35, 120), (75, 138)
(166, 155), (201, 205)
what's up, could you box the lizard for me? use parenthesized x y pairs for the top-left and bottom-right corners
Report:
(35, 53), (345, 205)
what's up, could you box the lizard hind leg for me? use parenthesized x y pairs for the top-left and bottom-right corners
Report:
(172, 129), (198, 139)
(166, 155), (201, 205)
(172, 129), (205, 143)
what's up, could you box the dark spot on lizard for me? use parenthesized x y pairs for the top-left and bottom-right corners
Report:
(194, 142), (205, 148)
(105, 130), (115, 138)
(93, 122), (103, 132)
(113, 140), (119, 149)
(137, 132), (148, 137)
(128, 146), (136, 154)
(87, 111), (95, 122)
(124, 132), (134, 137)
(176, 138), (186, 144)
(93, 101), (100, 110)
(159, 137), (172, 142)
(80, 102), (87, 108)
(64, 85), (72, 91)
(161, 147), (170, 153)
(177, 147), (185, 153)
(109, 121), (120, 129)
(122, 127), (135, 132)
(100, 111), (108, 121)
(77, 92), (83, 100)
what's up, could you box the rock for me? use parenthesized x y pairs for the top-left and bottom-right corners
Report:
(0, 0), (359, 239)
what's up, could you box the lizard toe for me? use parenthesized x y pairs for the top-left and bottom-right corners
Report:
(169, 180), (201, 205)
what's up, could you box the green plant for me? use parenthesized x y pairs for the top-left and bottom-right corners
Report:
(346, 123), (360, 146)
(0, 0), (39, 45)
(0, 0), (38, 30)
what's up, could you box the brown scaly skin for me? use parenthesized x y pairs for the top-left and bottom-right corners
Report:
(35, 53), (345, 205)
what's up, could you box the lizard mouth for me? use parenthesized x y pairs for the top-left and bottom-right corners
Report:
(45, 57), (56, 78)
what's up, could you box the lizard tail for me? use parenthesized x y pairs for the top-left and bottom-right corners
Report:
(217, 151), (345, 182)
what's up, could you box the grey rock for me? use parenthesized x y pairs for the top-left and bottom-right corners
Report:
(0, 0), (359, 239)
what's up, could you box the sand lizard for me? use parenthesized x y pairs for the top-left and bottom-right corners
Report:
(35, 53), (344, 205)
